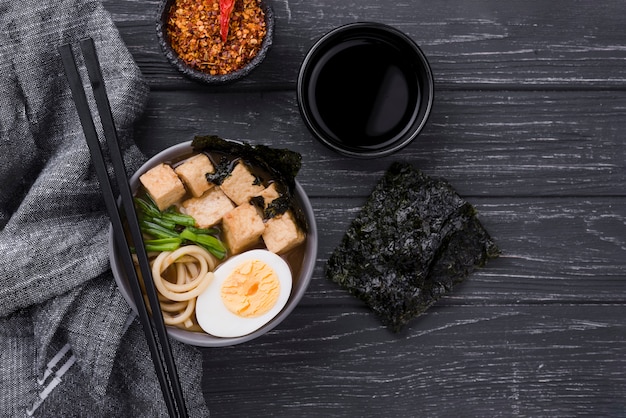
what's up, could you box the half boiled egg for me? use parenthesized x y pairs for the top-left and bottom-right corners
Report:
(195, 249), (293, 338)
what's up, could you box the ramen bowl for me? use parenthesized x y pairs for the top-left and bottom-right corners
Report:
(109, 140), (317, 347)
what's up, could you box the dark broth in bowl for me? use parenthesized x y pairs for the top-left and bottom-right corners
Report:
(132, 144), (307, 335)
(169, 149), (307, 277)
(309, 38), (421, 150)
(297, 22), (434, 158)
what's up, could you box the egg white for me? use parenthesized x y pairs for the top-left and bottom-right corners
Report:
(195, 249), (293, 338)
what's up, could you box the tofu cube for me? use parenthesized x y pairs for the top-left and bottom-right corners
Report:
(181, 187), (235, 228)
(222, 203), (265, 254)
(263, 210), (306, 254)
(220, 162), (265, 206)
(139, 163), (186, 211)
(255, 182), (280, 209)
(174, 154), (215, 197)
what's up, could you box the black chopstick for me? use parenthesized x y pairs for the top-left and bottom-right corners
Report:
(59, 39), (188, 418)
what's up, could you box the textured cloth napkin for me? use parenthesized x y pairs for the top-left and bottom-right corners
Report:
(0, 0), (210, 416)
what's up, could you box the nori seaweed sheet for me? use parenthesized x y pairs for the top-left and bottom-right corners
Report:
(192, 134), (302, 192)
(191, 134), (307, 232)
(325, 162), (500, 332)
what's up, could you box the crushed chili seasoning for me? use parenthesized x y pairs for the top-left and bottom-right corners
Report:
(166, 0), (267, 76)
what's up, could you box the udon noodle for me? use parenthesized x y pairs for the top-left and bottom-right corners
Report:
(146, 245), (218, 329)
(130, 141), (308, 335)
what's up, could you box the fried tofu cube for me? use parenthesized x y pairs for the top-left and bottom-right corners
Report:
(174, 154), (215, 197)
(181, 187), (235, 228)
(139, 163), (186, 211)
(263, 210), (306, 254)
(220, 161), (265, 205)
(222, 203), (265, 254)
(255, 182), (280, 208)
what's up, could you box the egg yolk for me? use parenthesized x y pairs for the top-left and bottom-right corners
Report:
(220, 259), (280, 318)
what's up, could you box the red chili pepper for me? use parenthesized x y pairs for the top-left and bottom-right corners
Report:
(220, 0), (235, 43)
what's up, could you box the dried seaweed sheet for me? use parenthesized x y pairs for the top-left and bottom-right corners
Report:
(191, 134), (308, 232)
(326, 162), (500, 332)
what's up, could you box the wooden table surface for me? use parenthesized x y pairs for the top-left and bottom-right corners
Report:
(104, 0), (626, 416)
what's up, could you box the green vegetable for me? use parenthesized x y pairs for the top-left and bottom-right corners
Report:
(161, 208), (196, 227)
(143, 238), (183, 252)
(145, 215), (176, 230)
(134, 195), (161, 218)
(134, 196), (196, 228)
(179, 228), (227, 259)
(139, 220), (179, 239)
(185, 225), (220, 235)
(133, 194), (227, 258)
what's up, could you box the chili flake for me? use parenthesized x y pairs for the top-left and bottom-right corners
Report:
(166, 0), (267, 76)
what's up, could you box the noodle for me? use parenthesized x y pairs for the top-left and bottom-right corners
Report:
(162, 297), (195, 326)
(145, 244), (218, 329)
(151, 245), (216, 301)
(129, 146), (308, 336)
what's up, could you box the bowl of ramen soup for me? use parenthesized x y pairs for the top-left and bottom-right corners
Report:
(109, 137), (317, 347)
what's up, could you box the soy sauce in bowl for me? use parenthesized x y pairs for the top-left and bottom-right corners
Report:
(297, 23), (434, 158)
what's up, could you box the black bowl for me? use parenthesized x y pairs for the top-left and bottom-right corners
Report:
(156, 0), (274, 85)
(297, 22), (434, 158)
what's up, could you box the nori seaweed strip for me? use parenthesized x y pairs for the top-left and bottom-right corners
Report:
(192, 135), (302, 191)
(325, 162), (499, 332)
(192, 135), (307, 232)
(205, 156), (233, 185)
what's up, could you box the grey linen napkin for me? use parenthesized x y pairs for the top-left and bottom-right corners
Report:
(0, 0), (210, 416)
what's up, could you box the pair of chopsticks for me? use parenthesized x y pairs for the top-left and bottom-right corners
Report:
(59, 38), (188, 418)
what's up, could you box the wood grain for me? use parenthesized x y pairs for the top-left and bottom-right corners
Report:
(201, 305), (626, 417)
(101, 0), (626, 415)
(306, 197), (626, 304)
(104, 0), (626, 90)
(135, 90), (626, 198)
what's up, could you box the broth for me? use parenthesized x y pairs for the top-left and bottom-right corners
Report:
(307, 38), (421, 150)
(133, 148), (307, 333)
(168, 149), (306, 281)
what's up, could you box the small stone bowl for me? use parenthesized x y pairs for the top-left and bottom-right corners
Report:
(156, 0), (275, 85)
(297, 22), (434, 158)
(109, 141), (317, 347)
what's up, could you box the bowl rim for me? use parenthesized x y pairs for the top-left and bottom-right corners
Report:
(155, 0), (275, 85)
(296, 21), (435, 158)
(109, 140), (318, 347)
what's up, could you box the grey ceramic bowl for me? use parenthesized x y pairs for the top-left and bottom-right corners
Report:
(156, 0), (274, 85)
(297, 22), (434, 158)
(109, 141), (317, 347)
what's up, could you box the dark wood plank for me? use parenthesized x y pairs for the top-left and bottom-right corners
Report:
(134, 89), (626, 198)
(105, 0), (626, 90)
(308, 197), (626, 304)
(201, 305), (626, 417)
(98, 1), (626, 416)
